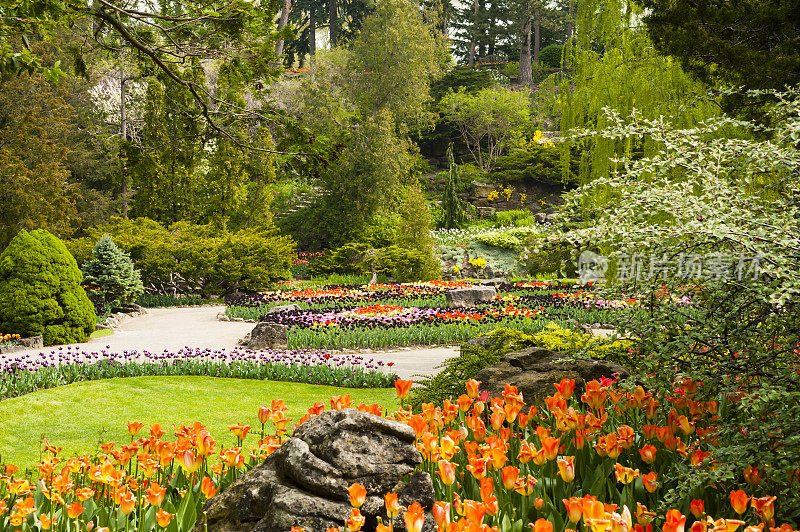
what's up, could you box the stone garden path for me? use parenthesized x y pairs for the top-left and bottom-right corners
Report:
(8, 306), (458, 380)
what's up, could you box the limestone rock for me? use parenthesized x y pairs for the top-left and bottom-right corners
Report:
(199, 409), (435, 532)
(445, 286), (497, 308)
(266, 304), (302, 315)
(239, 322), (288, 349)
(475, 346), (629, 403)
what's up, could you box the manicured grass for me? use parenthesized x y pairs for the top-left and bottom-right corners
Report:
(0, 376), (399, 471)
(89, 328), (113, 339)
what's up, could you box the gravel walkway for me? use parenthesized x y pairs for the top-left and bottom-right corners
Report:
(4, 306), (458, 380)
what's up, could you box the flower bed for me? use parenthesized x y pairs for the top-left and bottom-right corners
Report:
(0, 377), (791, 532)
(0, 346), (396, 399)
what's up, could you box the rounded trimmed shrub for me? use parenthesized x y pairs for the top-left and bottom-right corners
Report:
(0, 229), (96, 345)
(540, 44), (563, 69)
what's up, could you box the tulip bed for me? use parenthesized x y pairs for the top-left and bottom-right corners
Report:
(0, 346), (396, 400)
(224, 281), (649, 350)
(0, 376), (793, 532)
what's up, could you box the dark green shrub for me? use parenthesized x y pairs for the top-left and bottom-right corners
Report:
(488, 145), (579, 186)
(67, 218), (294, 295)
(525, 235), (578, 277)
(441, 145), (466, 230)
(81, 235), (144, 313)
(539, 44), (563, 69)
(0, 229), (96, 346)
(430, 67), (495, 102)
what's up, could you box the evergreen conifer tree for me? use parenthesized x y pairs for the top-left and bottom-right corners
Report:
(81, 235), (144, 312)
(441, 145), (466, 229)
(0, 229), (96, 345)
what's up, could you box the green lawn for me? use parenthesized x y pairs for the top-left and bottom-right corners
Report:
(0, 376), (399, 471)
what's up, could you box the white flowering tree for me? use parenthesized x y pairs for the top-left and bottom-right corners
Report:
(543, 89), (800, 520)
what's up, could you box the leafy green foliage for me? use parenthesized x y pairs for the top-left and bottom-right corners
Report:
(547, 90), (800, 521)
(67, 218), (294, 295)
(539, 44), (562, 69)
(0, 230), (95, 346)
(488, 142), (579, 185)
(441, 145), (467, 230)
(638, 0), (800, 94)
(429, 67), (495, 102)
(439, 87), (530, 172)
(494, 210), (536, 227)
(81, 235), (144, 312)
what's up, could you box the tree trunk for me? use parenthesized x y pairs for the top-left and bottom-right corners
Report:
(468, 0), (478, 67)
(478, 0), (486, 58)
(275, 0), (292, 56)
(329, 0), (338, 47)
(519, 11), (532, 84)
(309, 6), (316, 56)
(564, 0), (573, 68)
(119, 69), (129, 219)
(488, 0), (495, 56)
(533, 4), (541, 65)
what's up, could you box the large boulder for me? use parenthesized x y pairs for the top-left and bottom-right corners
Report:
(475, 346), (630, 403)
(445, 286), (497, 308)
(200, 409), (435, 532)
(239, 322), (288, 349)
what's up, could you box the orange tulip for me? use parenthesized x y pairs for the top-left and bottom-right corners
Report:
(437, 460), (456, 486)
(642, 472), (658, 493)
(127, 421), (144, 436)
(432, 501), (450, 529)
(466, 378), (481, 398)
(636, 503), (656, 526)
(541, 436), (560, 461)
(75, 487), (95, 502)
(467, 455), (488, 479)
(614, 463), (640, 484)
(330, 394), (352, 411)
(156, 509), (174, 528)
(690, 500), (705, 519)
(67, 501), (84, 519)
(147, 482), (166, 506)
(534, 498), (544, 510)
(176, 449), (200, 473)
(532, 518), (554, 532)
(201, 477), (218, 499)
(404, 502), (425, 532)
(663, 510), (686, 532)
(501, 465), (520, 490)
(639, 444), (657, 465)
(395, 379), (413, 400)
(479, 477), (494, 501)
(563, 497), (583, 523)
(228, 423), (251, 441)
(39, 514), (53, 530)
(750, 496), (776, 522)
(557, 456), (576, 483)
(743, 466), (763, 486)
(555, 378), (576, 400)
(581, 380), (608, 410)
(346, 507), (366, 532)
(347, 483), (367, 508)
(384, 492), (404, 518)
(119, 490), (137, 515)
(730, 490), (749, 514)
(258, 405), (271, 424)
(464, 500), (486, 525)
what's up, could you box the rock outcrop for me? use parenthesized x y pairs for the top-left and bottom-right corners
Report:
(445, 286), (497, 308)
(200, 409), (435, 532)
(238, 322), (289, 349)
(475, 346), (630, 403)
